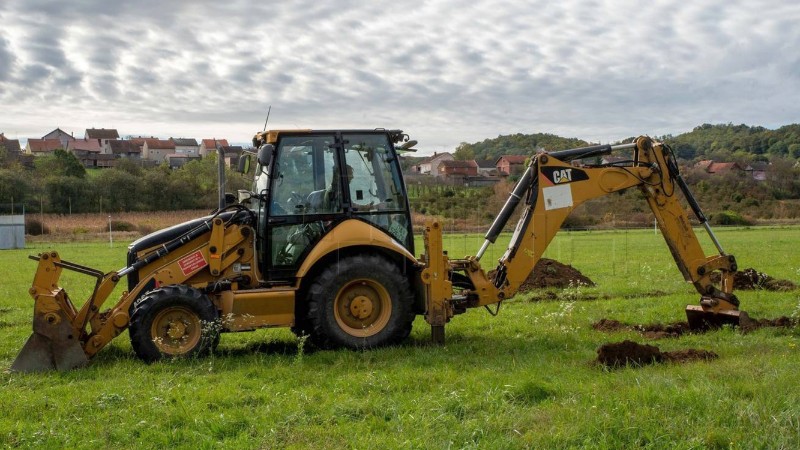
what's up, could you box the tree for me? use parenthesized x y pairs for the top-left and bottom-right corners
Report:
(0, 169), (33, 205)
(91, 169), (142, 211)
(34, 149), (86, 178)
(44, 176), (92, 213)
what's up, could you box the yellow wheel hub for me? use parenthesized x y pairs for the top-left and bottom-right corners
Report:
(334, 279), (391, 337)
(151, 306), (201, 356)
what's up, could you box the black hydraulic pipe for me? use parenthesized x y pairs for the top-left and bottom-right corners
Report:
(666, 158), (707, 223)
(118, 218), (215, 277)
(547, 144), (613, 162)
(484, 165), (534, 244)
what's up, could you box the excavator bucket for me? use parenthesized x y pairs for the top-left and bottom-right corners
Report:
(11, 308), (89, 373)
(685, 304), (750, 331)
(11, 252), (93, 373)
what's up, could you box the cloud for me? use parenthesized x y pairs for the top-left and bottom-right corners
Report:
(0, 0), (799, 150)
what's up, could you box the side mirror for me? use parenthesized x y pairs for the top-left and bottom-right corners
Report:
(237, 154), (251, 174)
(258, 144), (274, 167)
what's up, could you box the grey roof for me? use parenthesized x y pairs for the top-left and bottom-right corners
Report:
(109, 140), (141, 154)
(475, 159), (495, 169)
(170, 137), (199, 147)
(85, 128), (120, 139)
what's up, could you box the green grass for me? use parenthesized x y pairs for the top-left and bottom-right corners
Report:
(1, 227), (799, 448)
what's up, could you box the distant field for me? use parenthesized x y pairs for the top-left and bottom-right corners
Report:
(0, 226), (798, 448)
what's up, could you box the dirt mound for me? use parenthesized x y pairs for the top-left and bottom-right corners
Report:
(710, 268), (797, 291)
(517, 258), (595, 291)
(596, 340), (718, 368)
(592, 318), (627, 332)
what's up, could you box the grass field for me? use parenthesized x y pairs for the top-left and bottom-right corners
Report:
(1, 226), (799, 448)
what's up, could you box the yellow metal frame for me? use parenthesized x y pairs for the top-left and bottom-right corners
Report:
(422, 136), (739, 333)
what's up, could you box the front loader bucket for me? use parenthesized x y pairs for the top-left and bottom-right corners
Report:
(686, 305), (750, 331)
(11, 309), (89, 373)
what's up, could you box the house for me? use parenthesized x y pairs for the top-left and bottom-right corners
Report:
(220, 146), (244, 167)
(67, 138), (103, 167)
(745, 162), (769, 181)
(25, 139), (64, 156)
(0, 134), (32, 167)
(76, 152), (116, 168)
(438, 160), (478, 180)
(167, 154), (201, 169)
(495, 155), (527, 175)
(109, 140), (142, 159)
(170, 138), (200, 156)
(410, 152), (453, 176)
(85, 128), (120, 154)
(474, 159), (497, 176)
(199, 139), (230, 157)
(141, 139), (176, 162)
(42, 128), (75, 149)
(695, 160), (744, 174)
(0, 133), (21, 154)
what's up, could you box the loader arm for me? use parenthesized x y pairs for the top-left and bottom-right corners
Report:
(423, 136), (743, 340)
(12, 211), (256, 372)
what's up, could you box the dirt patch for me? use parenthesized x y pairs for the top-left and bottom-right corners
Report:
(591, 319), (691, 339)
(594, 315), (798, 339)
(739, 316), (797, 333)
(517, 258), (595, 291)
(710, 268), (797, 291)
(662, 348), (719, 363)
(596, 340), (718, 368)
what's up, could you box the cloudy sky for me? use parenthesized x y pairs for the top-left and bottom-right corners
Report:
(1, 0), (798, 154)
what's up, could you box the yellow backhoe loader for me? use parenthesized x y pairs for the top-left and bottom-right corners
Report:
(11, 131), (744, 372)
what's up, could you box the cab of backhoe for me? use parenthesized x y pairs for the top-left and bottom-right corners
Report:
(251, 130), (415, 282)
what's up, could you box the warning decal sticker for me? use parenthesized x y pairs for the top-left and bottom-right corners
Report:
(178, 250), (208, 276)
(543, 184), (574, 210)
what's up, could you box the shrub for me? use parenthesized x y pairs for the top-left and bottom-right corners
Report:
(108, 220), (136, 232)
(709, 210), (752, 226)
(25, 218), (50, 235)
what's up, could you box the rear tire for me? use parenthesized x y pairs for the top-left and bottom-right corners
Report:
(129, 285), (220, 363)
(307, 254), (415, 349)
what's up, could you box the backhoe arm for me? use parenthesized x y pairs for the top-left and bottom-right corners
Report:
(423, 136), (744, 341)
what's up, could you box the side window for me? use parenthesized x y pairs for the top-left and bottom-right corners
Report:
(342, 134), (410, 246)
(267, 135), (340, 270)
(342, 134), (406, 212)
(269, 136), (341, 216)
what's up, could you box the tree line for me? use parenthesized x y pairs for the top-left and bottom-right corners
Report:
(0, 149), (250, 214)
(452, 123), (800, 163)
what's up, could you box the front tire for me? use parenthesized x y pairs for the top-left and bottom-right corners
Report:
(129, 285), (220, 363)
(307, 254), (415, 349)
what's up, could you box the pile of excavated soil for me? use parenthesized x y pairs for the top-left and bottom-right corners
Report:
(710, 268), (797, 291)
(517, 258), (595, 291)
(596, 340), (718, 368)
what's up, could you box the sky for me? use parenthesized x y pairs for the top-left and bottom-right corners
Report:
(1, 0), (798, 154)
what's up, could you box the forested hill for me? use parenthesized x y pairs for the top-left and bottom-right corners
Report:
(452, 124), (800, 162)
(453, 133), (588, 161)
